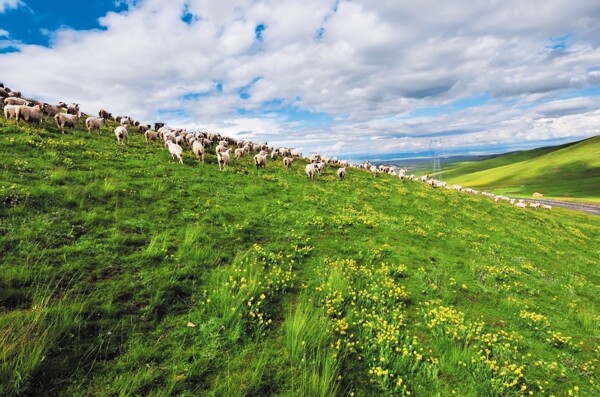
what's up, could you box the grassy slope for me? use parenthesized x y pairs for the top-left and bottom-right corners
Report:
(0, 117), (599, 397)
(441, 136), (600, 202)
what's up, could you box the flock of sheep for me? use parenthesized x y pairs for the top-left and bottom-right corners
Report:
(0, 83), (551, 211)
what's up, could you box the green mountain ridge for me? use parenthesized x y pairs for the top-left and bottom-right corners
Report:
(442, 136), (600, 202)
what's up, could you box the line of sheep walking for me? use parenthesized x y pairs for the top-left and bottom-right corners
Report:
(0, 84), (557, 211)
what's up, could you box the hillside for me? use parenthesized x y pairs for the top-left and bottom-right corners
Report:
(441, 136), (600, 203)
(1, 116), (599, 397)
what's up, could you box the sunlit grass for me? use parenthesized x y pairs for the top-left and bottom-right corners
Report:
(0, 116), (598, 396)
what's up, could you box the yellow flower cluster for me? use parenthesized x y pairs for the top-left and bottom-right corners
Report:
(223, 243), (299, 333)
(313, 256), (417, 395)
(518, 310), (550, 329)
(545, 331), (572, 348)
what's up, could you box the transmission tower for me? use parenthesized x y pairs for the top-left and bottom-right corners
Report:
(430, 139), (443, 181)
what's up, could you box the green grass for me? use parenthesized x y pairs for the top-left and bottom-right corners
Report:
(0, 116), (599, 396)
(441, 136), (600, 203)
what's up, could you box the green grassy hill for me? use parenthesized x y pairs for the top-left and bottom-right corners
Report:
(442, 136), (600, 203)
(1, 116), (599, 396)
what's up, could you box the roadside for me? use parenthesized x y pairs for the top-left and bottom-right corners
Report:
(522, 198), (600, 216)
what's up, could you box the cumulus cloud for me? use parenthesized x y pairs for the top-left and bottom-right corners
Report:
(0, 0), (22, 13)
(1, 0), (600, 160)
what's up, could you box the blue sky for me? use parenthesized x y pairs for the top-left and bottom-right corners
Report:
(1, 0), (600, 161)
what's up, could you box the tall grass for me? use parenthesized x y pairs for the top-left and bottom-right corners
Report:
(0, 274), (84, 396)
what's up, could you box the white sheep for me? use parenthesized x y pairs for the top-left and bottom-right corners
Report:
(529, 202), (541, 210)
(215, 143), (228, 155)
(514, 202), (527, 209)
(16, 103), (44, 125)
(166, 140), (184, 163)
(369, 165), (378, 177)
(85, 116), (104, 134)
(4, 97), (28, 106)
(337, 167), (347, 180)
(283, 156), (293, 169)
(192, 140), (205, 163)
(234, 147), (245, 159)
(542, 204), (552, 211)
(217, 148), (232, 171)
(305, 163), (317, 181)
(254, 153), (267, 169)
(3, 104), (20, 120)
(114, 125), (129, 144)
(55, 112), (81, 134)
(314, 162), (325, 174)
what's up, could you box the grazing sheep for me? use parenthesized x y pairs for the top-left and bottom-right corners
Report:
(55, 112), (81, 134)
(4, 97), (29, 106)
(137, 123), (151, 133)
(514, 202), (527, 209)
(369, 165), (378, 177)
(283, 156), (293, 169)
(66, 103), (79, 115)
(162, 131), (176, 143)
(114, 125), (129, 144)
(0, 87), (8, 98)
(254, 153), (267, 169)
(144, 129), (159, 144)
(314, 162), (325, 174)
(98, 109), (112, 120)
(16, 103), (44, 125)
(166, 140), (184, 163)
(85, 116), (104, 134)
(337, 167), (347, 180)
(542, 204), (552, 211)
(217, 148), (232, 171)
(215, 142), (228, 155)
(42, 103), (64, 119)
(192, 140), (205, 163)
(305, 163), (317, 181)
(234, 147), (245, 159)
(529, 202), (541, 210)
(3, 104), (20, 120)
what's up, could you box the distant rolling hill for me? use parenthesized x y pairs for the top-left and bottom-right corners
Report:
(442, 136), (600, 203)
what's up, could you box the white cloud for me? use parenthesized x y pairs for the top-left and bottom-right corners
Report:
(0, 0), (22, 13)
(1, 0), (600, 160)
